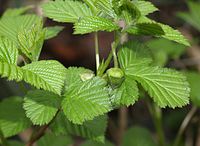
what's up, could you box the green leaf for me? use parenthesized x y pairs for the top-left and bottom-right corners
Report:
(0, 14), (41, 44)
(37, 133), (72, 146)
(146, 38), (187, 66)
(134, 1), (158, 16)
(83, 0), (99, 15)
(18, 20), (45, 61)
(0, 97), (31, 137)
(22, 60), (66, 95)
(95, 0), (117, 18)
(42, 0), (92, 23)
(74, 16), (119, 34)
(62, 77), (111, 124)
(122, 126), (157, 146)
(118, 41), (190, 108)
(0, 62), (23, 81)
(186, 72), (200, 107)
(177, 1), (200, 31)
(126, 23), (164, 35)
(0, 60), (66, 95)
(113, 1), (141, 24)
(51, 113), (107, 142)
(127, 66), (190, 108)
(8, 140), (24, 146)
(127, 17), (190, 46)
(111, 76), (139, 106)
(81, 140), (114, 146)
(1, 6), (32, 18)
(23, 90), (60, 125)
(45, 26), (64, 40)
(156, 22), (190, 46)
(118, 41), (152, 70)
(0, 37), (18, 64)
(65, 67), (94, 91)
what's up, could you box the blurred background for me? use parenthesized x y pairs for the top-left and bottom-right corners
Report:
(1, 0), (200, 146)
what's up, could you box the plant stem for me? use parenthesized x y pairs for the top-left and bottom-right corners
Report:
(94, 32), (100, 71)
(98, 51), (113, 76)
(117, 107), (128, 146)
(97, 31), (121, 76)
(0, 128), (9, 146)
(112, 31), (121, 68)
(173, 106), (198, 146)
(148, 103), (165, 146)
(111, 42), (119, 68)
(26, 110), (60, 146)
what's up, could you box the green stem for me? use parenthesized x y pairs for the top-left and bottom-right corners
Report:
(94, 32), (100, 71)
(0, 128), (9, 146)
(97, 31), (121, 76)
(173, 106), (197, 146)
(112, 42), (119, 68)
(97, 51), (113, 76)
(148, 103), (165, 146)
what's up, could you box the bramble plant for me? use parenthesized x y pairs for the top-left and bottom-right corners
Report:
(0, 0), (193, 146)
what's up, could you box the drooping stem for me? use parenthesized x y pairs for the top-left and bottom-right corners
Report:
(26, 110), (60, 146)
(94, 32), (100, 71)
(173, 106), (198, 146)
(148, 103), (165, 146)
(0, 128), (9, 146)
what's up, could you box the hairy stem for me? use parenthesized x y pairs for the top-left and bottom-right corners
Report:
(148, 103), (165, 146)
(173, 106), (198, 146)
(26, 110), (60, 146)
(94, 32), (100, 71)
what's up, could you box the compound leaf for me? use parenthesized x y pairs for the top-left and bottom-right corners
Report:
(0, 14), (41, 44)
(111, 76), (139, 106)
(22, 60), (66, 95)
(74, 16), (119, 34)
(0, 37), (18, 64)
(127, 17), (190, 46)
(118, 41), (152, 70)
(118, 41), (190, 108)
(45, 26), (64, 40)
(0, 97), (31, 137)
(23, 90), (60, 125)
(125, 23), (164, 35)
(62, 77), (111, 124)
(0, 62), (23, 81)
(83, 0), (98, 15)
(18, 20), (45, 61)
(42, 0), (92, 23)
(95, 0), (117, 18)
(126, 66), (190, 108)
(51, 113), (107, 142)
(65, 67), (94, 91)
(134, 1), (158, 16)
